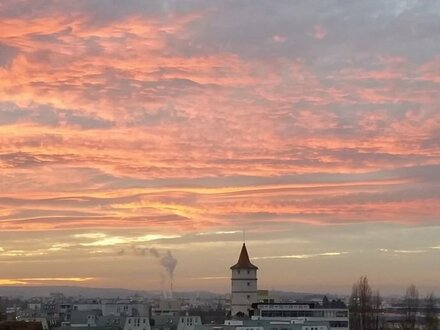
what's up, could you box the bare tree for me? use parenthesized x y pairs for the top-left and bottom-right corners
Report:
(350, 283), (361, 330)
(424, 293), (438, 330)
(350, 276), (373, 330)
(372, 290), (382, 330)
(403, 284), (419, 330)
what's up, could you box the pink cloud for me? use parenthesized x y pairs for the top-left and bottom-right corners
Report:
(0, 2), (439, 236)
(272, 35), (287, 43)
(313, 25), (327, 39)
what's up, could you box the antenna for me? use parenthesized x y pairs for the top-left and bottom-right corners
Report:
(170, 279), (173, 299)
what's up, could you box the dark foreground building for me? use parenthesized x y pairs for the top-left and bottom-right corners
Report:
(0, 322), (43, 330)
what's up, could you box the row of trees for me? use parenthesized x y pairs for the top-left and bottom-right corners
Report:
(349, 276), (382, 330)
(349, 276), (438, 330)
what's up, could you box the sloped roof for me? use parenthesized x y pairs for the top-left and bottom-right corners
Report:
(230, 243), (258, 270)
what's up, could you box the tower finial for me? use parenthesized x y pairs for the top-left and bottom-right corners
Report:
(243, 229), (246, 244)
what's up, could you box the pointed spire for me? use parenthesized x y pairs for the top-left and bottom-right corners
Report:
(230, 243), (258, 270)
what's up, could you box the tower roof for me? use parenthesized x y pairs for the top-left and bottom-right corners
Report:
(230, 243), (258, 270)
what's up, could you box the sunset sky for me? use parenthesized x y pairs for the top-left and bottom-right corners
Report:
(0, 0), (439, 295)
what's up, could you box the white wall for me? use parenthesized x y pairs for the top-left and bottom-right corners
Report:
(231, 268), (258, 316)
(124, 317), (151, 330)
(177, 316), (202, 330)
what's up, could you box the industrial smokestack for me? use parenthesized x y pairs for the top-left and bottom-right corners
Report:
(130, 246), (178, 298)
(145, 248), (178, 298)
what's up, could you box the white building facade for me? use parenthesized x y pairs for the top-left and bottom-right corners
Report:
(124, 317), (152, 330)
(177, 316), (202, 330)
(251, 303), (349, 330)
(230, 243), (258, 316)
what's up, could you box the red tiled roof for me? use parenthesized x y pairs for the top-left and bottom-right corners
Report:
(230, 243), (258, 269)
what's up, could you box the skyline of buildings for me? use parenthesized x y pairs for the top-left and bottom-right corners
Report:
(1, 244), (437, 330)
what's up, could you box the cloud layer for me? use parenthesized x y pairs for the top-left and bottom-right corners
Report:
(0, 0), (439, 292)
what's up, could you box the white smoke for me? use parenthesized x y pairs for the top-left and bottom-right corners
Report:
(131, 246), (178, 298)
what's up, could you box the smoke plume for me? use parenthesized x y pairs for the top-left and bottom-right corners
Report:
(132, 246), (178, 298)
(159, 250), (178, 280)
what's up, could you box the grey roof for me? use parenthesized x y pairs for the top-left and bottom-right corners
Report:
(70, 310), (102, 325)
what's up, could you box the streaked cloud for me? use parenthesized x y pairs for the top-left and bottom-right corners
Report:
(0, 0), (439, 293)
(253, 252), (348, 260)
(189, 276), (230, 281)
(196, 231), (241, 236)
(393, 249), (427, 254)
(0, 279), (27, 285)
(79, 234), (181, 247)
(74, 233), (107, 239)
(378, 247), (439, 254)
(0, 277), (94, 286)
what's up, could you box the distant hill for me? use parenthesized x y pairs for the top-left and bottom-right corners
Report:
(0, 286), (349, 301)
(0, 286), (151, 298)
(0, 286), (223, 299)
(269, 290), (346, 301)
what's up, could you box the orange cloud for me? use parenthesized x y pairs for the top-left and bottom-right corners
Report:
(0, 2), (439, 235)
(0, 278), (94, 285)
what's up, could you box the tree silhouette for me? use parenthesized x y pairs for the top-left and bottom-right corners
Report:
(424, 293), (438, 330)
(403, 284), (419, 330)
(350, 276), (373, 330)
(372, 290), (382, 330)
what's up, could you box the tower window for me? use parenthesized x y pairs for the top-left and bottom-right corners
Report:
(247, 282), (250, 286)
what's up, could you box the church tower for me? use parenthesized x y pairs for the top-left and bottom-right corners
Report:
(230, 243), (258, 317)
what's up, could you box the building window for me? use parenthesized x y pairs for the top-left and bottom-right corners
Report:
(247, 270), (250, 274)
(247, 282), (250, 286)
(237, 270), (240, 274)
(247, 295), (251, 299)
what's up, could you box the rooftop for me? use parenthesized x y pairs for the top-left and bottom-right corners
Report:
(230, 244), (258, 270)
